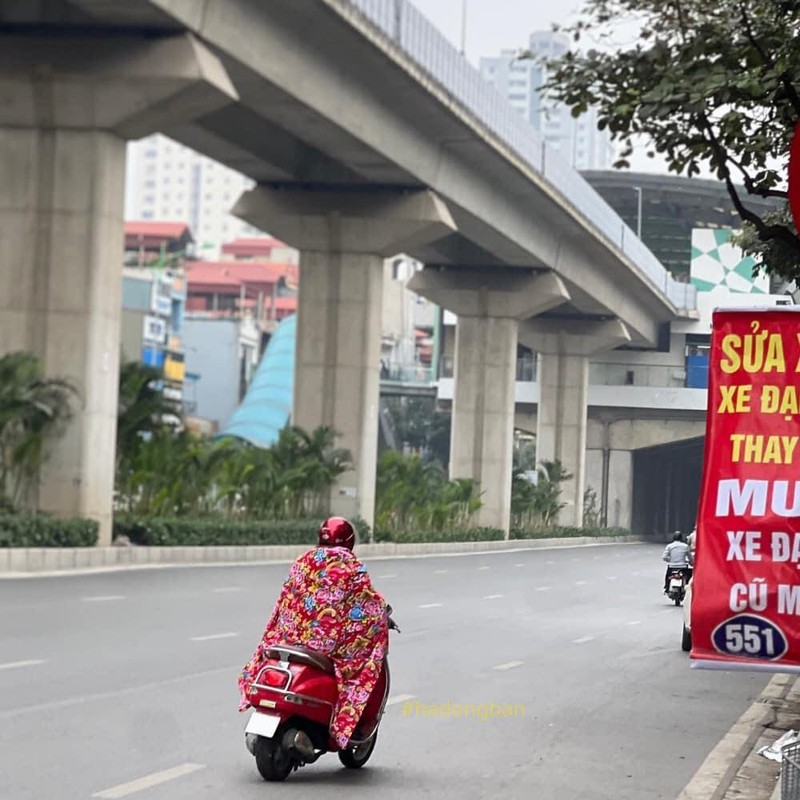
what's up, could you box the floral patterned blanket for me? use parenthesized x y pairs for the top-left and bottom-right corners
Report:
(238, 546), (389, 748)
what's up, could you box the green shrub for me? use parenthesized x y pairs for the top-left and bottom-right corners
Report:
(112, 515), (370, 547)
(0, 513), (98, 547)
(373, 527), (504, 543)
(510, 526), (630, 540)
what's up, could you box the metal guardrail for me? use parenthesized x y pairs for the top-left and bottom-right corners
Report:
(343, 0), (695, 310)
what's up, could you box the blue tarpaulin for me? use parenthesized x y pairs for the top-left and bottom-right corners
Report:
(218, 314), (295, 447)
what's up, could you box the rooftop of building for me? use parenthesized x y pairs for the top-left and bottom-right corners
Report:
(221, 236), (291, 257)
(185, 261), (286, 291)
(581, 170), (785, 277)
(124, 221), (194, 242)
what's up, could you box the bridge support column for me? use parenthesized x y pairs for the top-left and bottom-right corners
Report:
(0, 34), (237, 544)
(233, 188), (456, 530)
(407, 268), (569, 535)
(519, 319), (631, 527)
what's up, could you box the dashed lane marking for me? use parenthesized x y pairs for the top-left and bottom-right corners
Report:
(190, 632), (239, 642)
(493, 661), (524, 671)
(92, 763), (206, 798)
(0, 659), (45, 672)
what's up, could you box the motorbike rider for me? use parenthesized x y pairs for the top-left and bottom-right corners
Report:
(238, 517), (390, 755)
(663, 530), (693, 593)
(687, 524), (697, 561)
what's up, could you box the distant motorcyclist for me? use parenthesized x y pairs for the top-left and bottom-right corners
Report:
(687, 524), (697, 560)
(663, 531), (692, 593)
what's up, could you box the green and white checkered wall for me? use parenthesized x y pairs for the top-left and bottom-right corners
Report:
(690, 228), (769, 294)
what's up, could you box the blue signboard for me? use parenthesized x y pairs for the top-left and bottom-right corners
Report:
(141, 346), (165, 369)
(685, 353), (709, 389)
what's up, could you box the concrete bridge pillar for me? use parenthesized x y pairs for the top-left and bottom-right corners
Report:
(233, 187), (456, 529)
(519, 318), (631, 527)
(407, 268), (570, 535)
(0, 33), (237, 544)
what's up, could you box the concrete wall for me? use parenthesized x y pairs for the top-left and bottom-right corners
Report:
(120, 310), (145, 363)
(183, 318), (241, 428)
(590, 332), (688, 387)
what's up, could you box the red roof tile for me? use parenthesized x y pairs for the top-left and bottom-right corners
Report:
(125, 221), (193, 240)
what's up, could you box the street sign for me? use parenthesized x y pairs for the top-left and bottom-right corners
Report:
(690, 308), (800, 673)
(142, 315), (167, 344)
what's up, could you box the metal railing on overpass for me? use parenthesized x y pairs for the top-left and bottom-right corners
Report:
(343, 0), (695, 310)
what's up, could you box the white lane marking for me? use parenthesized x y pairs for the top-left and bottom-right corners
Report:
(478, 566), (491, 571)
(593, 556), (602, 560)
(514, 563), (525, 568)
(82, 595), (125, 602)
(546, 561), (555, 565)
(493, 661), (523, 671)
(190, 632), (239, 642)
(0, 659), (45, 672)
(574, 581), (587, 586)
(627, 620), (642, 626)
(483, 594), (503, 600)
(378, 573), (397, 579)
(213, 587), (242, 593)
(92, 763), (206, 798)
(385, 693), (416, 707)
(607, 576), (618, 581)
(573, 636), (596, 644)
(418, 603), (442, 609)
(535, 586), (551, 592)
(434, 569), (448, 574)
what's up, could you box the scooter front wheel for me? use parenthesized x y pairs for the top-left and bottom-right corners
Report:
(338, 733), (377, 769)
(254, 737), (293, 782)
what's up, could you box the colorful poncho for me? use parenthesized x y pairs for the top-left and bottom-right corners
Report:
(238, 546), (389, 748)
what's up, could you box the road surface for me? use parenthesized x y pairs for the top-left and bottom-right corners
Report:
(0, 542), (766, 799)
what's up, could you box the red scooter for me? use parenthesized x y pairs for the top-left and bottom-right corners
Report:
(243, 610), (400, 782)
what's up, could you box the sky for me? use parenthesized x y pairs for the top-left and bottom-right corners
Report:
(411, 0), (582, 63)
(410, 0), (669, 174)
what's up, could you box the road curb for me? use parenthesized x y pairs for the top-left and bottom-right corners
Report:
(0, 535), (643, 577)
(677, 673), (795, 800)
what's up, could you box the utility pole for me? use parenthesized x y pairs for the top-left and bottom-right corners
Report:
(460, 0), (468, 56)
(633, 186), (643, 238)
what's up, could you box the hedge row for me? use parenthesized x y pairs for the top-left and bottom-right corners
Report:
(0, 513), (99, 548)
(112, 515), (373, 547)
(0, 512), (630, 548)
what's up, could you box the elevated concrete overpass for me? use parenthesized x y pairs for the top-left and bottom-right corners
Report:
(0, 0), (696, 540)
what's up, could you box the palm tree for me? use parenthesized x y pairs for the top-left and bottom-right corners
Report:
(0, 352), (77, 507)
(116, 361), (180, 468)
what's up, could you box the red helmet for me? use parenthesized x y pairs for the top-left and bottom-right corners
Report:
(318, 517), (356, 550)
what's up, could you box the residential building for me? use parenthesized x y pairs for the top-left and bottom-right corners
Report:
(124, 134), (263, 255)
(479, 31), (615, 170)
(185, 260), (298, 334)
(183, 315), (261, 432)
(121, 267), (186, 407)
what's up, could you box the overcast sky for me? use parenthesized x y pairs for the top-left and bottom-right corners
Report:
(411, 0), (582, 62)
(410, 0), (668, 173)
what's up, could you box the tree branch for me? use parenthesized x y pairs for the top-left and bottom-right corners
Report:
(700, 115), (800, 251)
(739, 0), (800, 117)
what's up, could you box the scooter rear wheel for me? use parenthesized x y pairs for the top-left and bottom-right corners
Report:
(254, 737), (293, 782)
(338, 734), (377, 769)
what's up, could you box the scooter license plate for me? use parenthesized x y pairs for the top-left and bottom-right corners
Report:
(245, 711), (280, 739)
(670, 579), (683, 588)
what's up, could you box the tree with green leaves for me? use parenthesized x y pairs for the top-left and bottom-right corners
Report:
(0, 352), (76, 508)
(116, 361), (180, 469)
(540, 0), (800, 280)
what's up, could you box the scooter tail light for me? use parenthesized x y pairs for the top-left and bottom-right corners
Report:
(263, 668), (290, 688)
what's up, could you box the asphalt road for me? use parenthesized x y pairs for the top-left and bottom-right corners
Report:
(0, 542), (767, 800)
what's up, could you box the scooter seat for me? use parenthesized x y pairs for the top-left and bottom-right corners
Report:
(265, 644), (336, 675)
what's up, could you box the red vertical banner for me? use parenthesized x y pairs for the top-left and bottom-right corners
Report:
(789, 121), (800, 233)
(691, 308), (800, 672)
